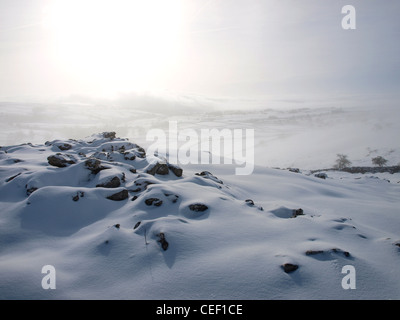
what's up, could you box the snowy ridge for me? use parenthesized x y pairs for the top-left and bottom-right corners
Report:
(0, 132), (399, 299)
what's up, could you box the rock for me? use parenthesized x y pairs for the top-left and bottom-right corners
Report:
(106, 189), (129, 201)
(331, 248), (350, 257)
(164, 193), (179, 203)
(135, 146), (146, 158)
(47, 154), (75, 168)
(168, 164), (183, 177)
(146, 162), (169, 175)
(306, 248), (350, 258)
(133, 221), (141, 229)
(96, 176), (121, 188)
(58, 143), (72, 151)
(195, 171), (223, 184)
(282, 263), (299, 273)
(114, 224), (120, 229)
(129, 168), (137, 174)
(145, 198), (163, 207)
(157, 232), (169, 251)
(85, 158), (107, 174)
(6, 172), (22, 182)
(305, 250), (324, 256)
(292, 208), (304, 218)
(288, 168), (300, 173)
(131, 195), (138, 201)
(26, 186), (38, 196)
(189, 203), (208, 212)
(245, 199), (254, 205)
(72, 194), (79, 202)
(103, 132), (116, 139)
(314, 172), (327, 179)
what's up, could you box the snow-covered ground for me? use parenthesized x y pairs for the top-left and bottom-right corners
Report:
(0, 102), (399, 299)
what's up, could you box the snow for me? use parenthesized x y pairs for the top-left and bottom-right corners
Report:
(0, 105), (399, 300)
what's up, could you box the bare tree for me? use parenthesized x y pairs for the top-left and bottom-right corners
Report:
(334, 154), (352, 170)
(372, 156), (388, 167)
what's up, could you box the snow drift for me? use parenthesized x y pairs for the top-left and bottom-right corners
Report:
(0, 132), (399, 299)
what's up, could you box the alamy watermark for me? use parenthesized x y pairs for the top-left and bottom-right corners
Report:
(41, 265), (56, 289)
(146, 121), (254, 175)
(341, 265), (356, 290)
(342, 5), (356, 30)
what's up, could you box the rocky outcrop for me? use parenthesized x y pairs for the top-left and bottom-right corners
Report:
(96, 176), (121, 188)
(106, 189), (129, 201)
(47, 154), (76, 168)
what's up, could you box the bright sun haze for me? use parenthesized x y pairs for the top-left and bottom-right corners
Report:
(42, 0), (184, 95)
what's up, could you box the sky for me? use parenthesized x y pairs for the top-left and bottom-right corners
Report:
(0, 0), (399, 107)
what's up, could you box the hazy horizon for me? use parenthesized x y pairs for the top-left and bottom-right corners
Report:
(0, 0), (399, 107)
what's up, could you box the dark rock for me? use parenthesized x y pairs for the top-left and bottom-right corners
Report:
(164, 193), (179, 203)
(26, 186), (38, 195)
(129, 168), (137, 174)
(145, 198), (163, 207)
(157, 232), (169, 251)
(58, 143), (72, 151)
(288, 168), (300, 173)
(168, 164), (183, 177)
(245, 199), (254, 205)
(103, 132), (116, 139)
(314, 172), (327, 179)
(282, 263), (299, 273)
(306, 248), (350, 258)
(331, 248), (350, 257)
(96, 176), (121, 188)
(6, 172), (22, 182)
(106, 189), (129, 201)
(131, 195), (138, 201)
(114, 224), (120, 229)
(72, 194), (79, 201)
(85, 158), (107, 174)
(135, 146), (146, 158)
(47, 155), (75, 168)
(146, 162), (169, 175)
(124, 152), (136, 161)
(189, 203), (208, 212)
(195, 171), (223, 184)
(292, 208), (304, 218)
(305, 250), (324, 256)
(133, 221), (141, 229)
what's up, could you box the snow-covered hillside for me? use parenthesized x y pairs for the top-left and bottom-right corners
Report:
(0, 131), (399, 299)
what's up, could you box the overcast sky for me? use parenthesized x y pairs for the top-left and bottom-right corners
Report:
(0, 0), (399, 107)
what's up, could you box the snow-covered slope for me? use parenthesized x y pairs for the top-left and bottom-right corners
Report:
(0, 132), (399, 299)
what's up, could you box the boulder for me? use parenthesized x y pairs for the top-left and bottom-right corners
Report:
(144, 198), (163, 207)
(157, 232), (169, 251)
(314, 172), (327, 179)
(96, 176), (121, 188)
(106, 189), (129, 201)
(47, 154), (76, 168)
(168, 164), (183, 177)
(102, 132), (116, 139)
(57, 143), (72, 151)
(292, 208), (304, 218)
(85, 158), (108, 174)
(189, 203), (208, 212)
(195, 171), (223, 184)
(282, 263), (299, 273)
(146, 162), (169, 175)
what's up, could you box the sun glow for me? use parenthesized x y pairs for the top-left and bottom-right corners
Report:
(43, 0), (184, 94)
